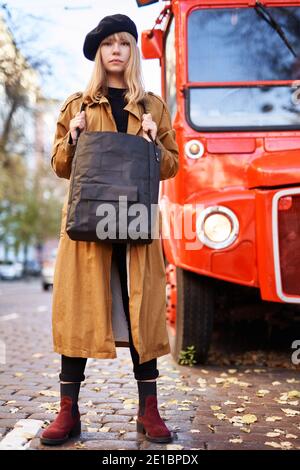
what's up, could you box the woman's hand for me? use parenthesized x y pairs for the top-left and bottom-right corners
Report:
(142, 113), (157, 142)
(69, 111), (86, 141)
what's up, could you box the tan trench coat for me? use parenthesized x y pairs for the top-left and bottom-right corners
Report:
(51, 90), (179, 364)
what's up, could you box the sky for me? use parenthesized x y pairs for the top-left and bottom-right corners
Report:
(3, 0), (165, 102)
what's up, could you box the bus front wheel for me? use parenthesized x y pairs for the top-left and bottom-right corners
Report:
(167, 266), (214, 365)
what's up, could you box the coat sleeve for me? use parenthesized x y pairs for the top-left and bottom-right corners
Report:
(155, 100), (179, 181)
(51, 94), (81, 179)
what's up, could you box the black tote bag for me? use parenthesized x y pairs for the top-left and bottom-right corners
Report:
(66, 99), (161, 244)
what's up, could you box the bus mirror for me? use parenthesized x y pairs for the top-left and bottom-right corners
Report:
(136, 0), (159, 6)
(141, 29), (163, 59)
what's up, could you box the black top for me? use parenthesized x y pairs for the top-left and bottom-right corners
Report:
(107, 87), (129, 133)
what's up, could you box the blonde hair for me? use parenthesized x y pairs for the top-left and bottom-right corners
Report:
(83, 32), (146, 105)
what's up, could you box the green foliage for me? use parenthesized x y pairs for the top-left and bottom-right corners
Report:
(178, 345), (197, 367)
(0, 155), (62, 259)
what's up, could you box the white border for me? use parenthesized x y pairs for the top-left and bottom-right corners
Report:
(272, 188), (300, 303)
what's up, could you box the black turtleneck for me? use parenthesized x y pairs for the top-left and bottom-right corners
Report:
(107, 87), (129, 133)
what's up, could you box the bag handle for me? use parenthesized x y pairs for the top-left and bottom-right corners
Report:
(75, 96), (155, 143)
(141, 97), (155, 143)
(75, 102), (87, 140)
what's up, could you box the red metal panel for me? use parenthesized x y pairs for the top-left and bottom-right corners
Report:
(265, 137), (300, 152)
(247, 151), (300, 188)
(207, 138), (256, 154)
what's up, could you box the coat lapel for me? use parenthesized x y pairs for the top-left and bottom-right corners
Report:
(88, 93), (144, 136)
(124, 101), (143, 136)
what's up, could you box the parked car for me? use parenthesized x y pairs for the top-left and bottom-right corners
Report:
(23, 259), (41, 277)
(0, 260), (23, 280)
(41, 249), (57, 291)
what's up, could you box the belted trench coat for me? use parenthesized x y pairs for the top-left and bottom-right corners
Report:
(51, 90), (179, 364)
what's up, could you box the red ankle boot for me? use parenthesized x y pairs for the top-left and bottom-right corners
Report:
(40, 396), (81, 445)
(137, 395), (173, 443)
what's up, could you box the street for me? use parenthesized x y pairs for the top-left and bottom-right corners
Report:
(0, 279), (299, 450)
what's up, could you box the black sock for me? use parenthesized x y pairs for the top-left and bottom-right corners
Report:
(137, 380), (157, 415)
(60, 382), (81, 417)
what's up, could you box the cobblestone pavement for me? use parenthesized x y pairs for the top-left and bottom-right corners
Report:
(0, 279), (299, 451)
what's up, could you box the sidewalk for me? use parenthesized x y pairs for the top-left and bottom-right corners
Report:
(0, 280), (299, 450)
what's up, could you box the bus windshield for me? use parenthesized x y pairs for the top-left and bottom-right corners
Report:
(188, 6), (300, 130)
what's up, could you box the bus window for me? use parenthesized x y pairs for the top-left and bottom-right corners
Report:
(188, 85), (300, 131)
(187, 6), (300, 130)
(165, 16), (176, 121)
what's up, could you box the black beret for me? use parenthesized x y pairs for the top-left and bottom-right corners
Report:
(83, 14), (138, 61)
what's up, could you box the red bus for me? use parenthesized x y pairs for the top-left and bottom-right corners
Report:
(138, 0), (300, 363)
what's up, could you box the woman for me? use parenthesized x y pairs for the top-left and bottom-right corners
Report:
(40, 14), (179, 446)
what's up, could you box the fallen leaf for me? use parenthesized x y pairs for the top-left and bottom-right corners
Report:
(41, 373), (57, 378)
(285, 434), (298, 439)
(234, 407), (246, 413)
(83, 400), (95, 408)
(176, 385), (193, 392)
(74, 442), (86, 449)
(99, 426), (111, 433)
(238, 395), (250, 401)
(256, 389), (270, 398)
(274, 428), (285, 434)
(265, 416), (282, 422)
(167, 399), (179, 405)
(265, 441), (282, 448)
(241, 414), (257, 424)
(39, 401), (60, 413)
(197, 378), (207, 387)
(215, 377), (251, 388)
(39, 390), (59, 397)
(210, 405), (221, 411)
(281, 441), (293, 449)
(229, 416), (244, 425)
(281, 408), (300, 417)
(229, 438), (243, 443)
(214, 413), (227, 421)
(287, 390), (300, 399)
(241, 427), (251, 433)
(207, 425), (215, 433)
(224, 401), (237, 406)
(266, 432), (281, 438)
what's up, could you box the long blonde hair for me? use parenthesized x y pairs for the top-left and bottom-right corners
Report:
(83, 31), (146, 105)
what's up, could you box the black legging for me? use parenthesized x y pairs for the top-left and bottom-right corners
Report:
(59, 243), (159, 382)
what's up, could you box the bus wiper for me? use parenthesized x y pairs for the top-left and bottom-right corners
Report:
(254, 1), (297, 58)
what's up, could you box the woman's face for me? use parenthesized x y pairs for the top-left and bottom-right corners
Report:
(100, 34), (131, 75)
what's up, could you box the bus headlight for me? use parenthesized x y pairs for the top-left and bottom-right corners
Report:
(196, 206), (239, 249)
